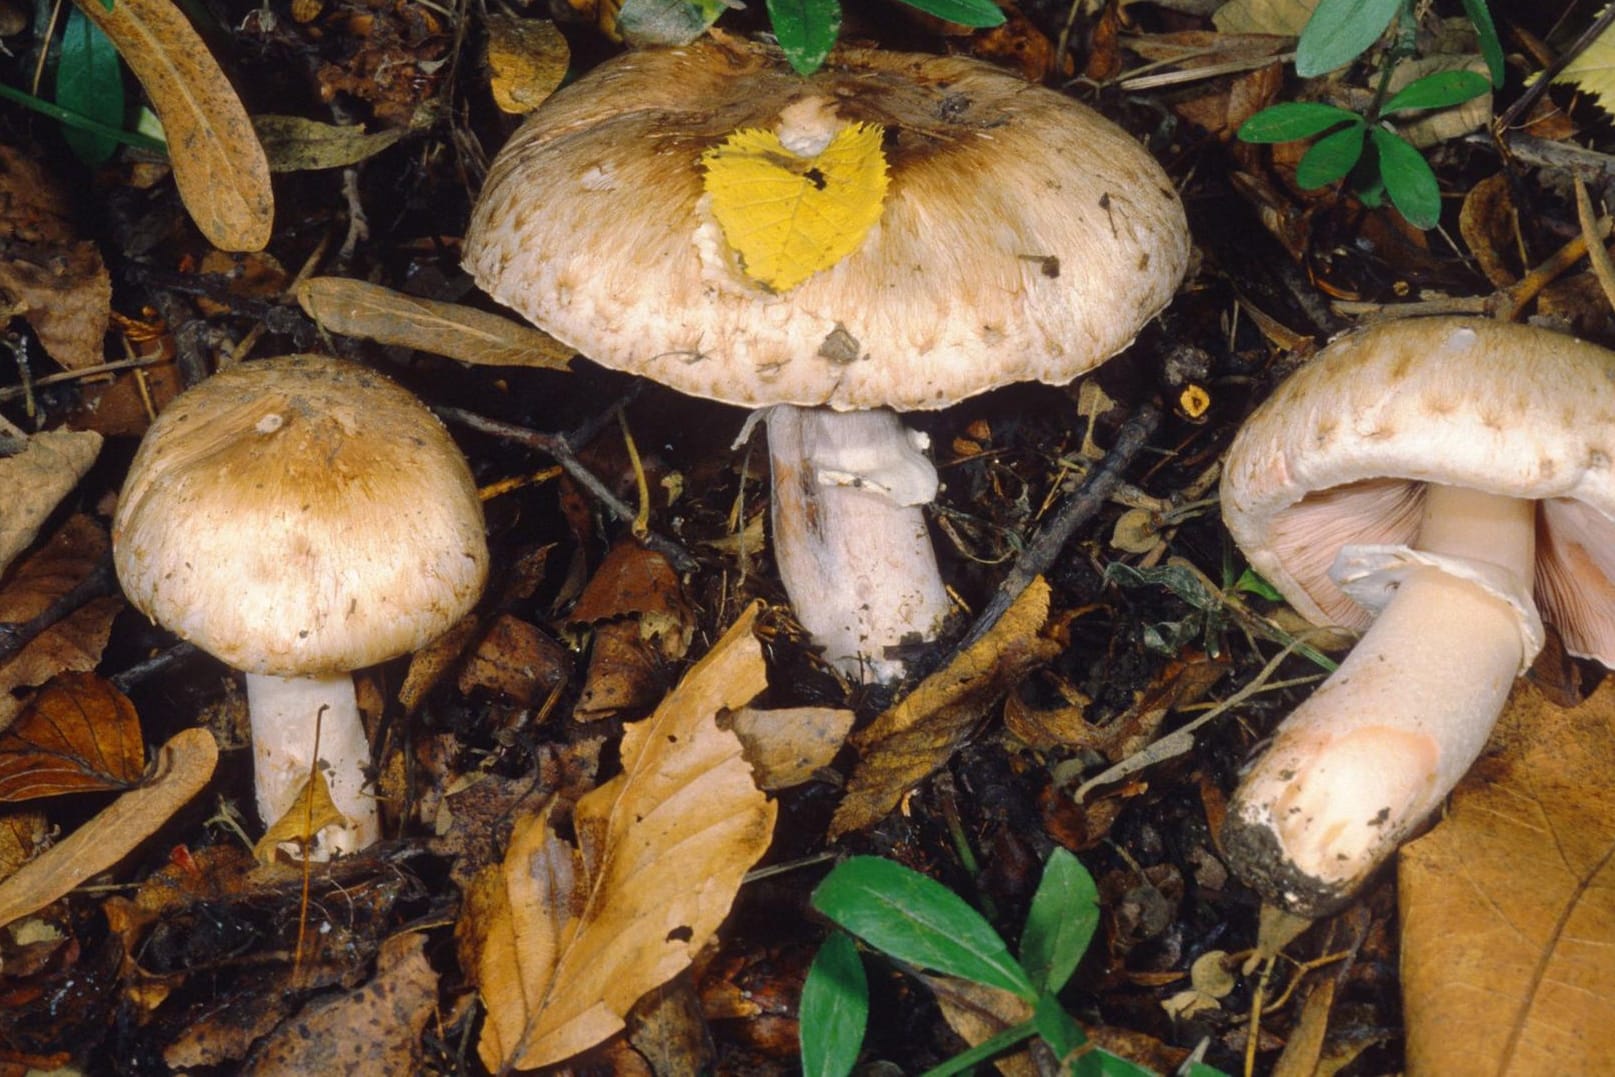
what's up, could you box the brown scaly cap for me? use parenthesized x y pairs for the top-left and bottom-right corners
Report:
(113, 355), (489, 676)
(1221, 316), (1615, 663)
(464, 36), (1190, 411)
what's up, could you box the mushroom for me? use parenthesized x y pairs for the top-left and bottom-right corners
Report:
(112, 355), (489, 857)
(1219, 316), (1615, 915)
(463, 36), (1188, 682)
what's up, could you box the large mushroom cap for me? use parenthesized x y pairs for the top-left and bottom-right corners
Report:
(113, 355), (489, 675)
(1222, 316), (1615, 663)
(463, 36), (1189, 411)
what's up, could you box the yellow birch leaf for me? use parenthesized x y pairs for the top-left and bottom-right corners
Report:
(253, 769), (350, 863)
(462, 601), (777, 1071)
(700, 123), (888, 293)
(1552, 9), (1615, 105)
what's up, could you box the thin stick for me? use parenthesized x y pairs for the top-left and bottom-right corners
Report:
(960, 401), (1162, 649)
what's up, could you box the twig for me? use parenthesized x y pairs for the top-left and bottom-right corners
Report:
(959, 401), (1162, 650)
(1574, 176), (1615, 315)
(0, 355), (168, 403)
(437, 405), (699, 572)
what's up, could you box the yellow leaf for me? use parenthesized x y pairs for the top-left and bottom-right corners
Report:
(701, 122), (888, 293)
(462, 602), (777, 1070)
(1553, 10), (1615, 105)
(253, 769), (350, 864)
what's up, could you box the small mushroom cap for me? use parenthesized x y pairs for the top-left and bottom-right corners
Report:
(1221, 316), (1615, 663)
(113, 355), (489, 676)
(464, 37), (1189, 411)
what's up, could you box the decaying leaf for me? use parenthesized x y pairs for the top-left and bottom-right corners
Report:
(919, 972), (1037, 1077)
(457, 613), (570, 706)
(485, 14), (570, 114)
(0, 515), (120, 731)
(241, 932), (438, 1075)
(0, 672), (144, 800)
(1212, 0), (1314, 35)
(297, 276), (573, 369)
(0, 146), (111, 370)
(252, 115), (404, 172)
(728, 704), (853, 790)
(828, 577), (1061, 839)
(0, 430), (102, 578)
(0, 727), (218, 928)
(460, 602), (776, 1070)
(571, 542), (698, 720)
(69, 0), (273, 250)
(1400, 679), (1615, 1073)
(701, 120), (890, 293)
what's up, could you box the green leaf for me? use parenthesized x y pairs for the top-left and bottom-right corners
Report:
(1370, 126), (1441, 228)
(899, 0), (1006, 27)
(1294, 122), (1367, 188)
(800, 931), (867, 1077)
(1237, 102), (1362, 143)
(1018, 849), (1098, 995)
(812, 856), (1037, 1001)
(767, 0), (840, 75)
(1103, 561), (1221, 612)
(1381, 70), (1491, 114)
(1460, 0), (1504, 87)
(55, 6), (123, 166)
(1295, 0), (1404, 77)
(1232, 568), (1283, 602)
(920, 1021), (1040, 1077)
(1033, 993), (1095, 1073)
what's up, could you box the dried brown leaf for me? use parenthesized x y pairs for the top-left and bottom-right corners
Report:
(0, 431), (102, 577)
(570, 541), (695, 645)
(728, 704), (853, 790)
(1400, 679), (1615, 1074)
(829, 578), (1060, 838)
(462, 602), (776, 1070)
(241, 932), (437, 1075)
(574, 619), (667, 720)
(0, 672), (144, 800)
(919, 972), (1036, 1077)
(0, 810), (46, 877)
(252, 114), (404, 172)
(298, 276), (573, 369)
(457, 613), (570, 706)
(0, 727), (218, 928)
(0, 145), (111, 370)
(69, 0), (273, 251)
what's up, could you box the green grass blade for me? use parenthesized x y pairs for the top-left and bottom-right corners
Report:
(1460, 0), (1504, 86)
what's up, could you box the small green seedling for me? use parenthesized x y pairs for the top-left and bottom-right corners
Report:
(802, 850), (1228, 1077)
(1237, 0), (1503, 229)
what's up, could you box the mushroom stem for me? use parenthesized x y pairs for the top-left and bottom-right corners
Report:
(766, 404), (952, 683)
(1224, 484), (1538, 915)
(244, 672), (380, 858)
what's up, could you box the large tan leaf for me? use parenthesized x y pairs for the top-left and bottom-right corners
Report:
(0, 430), (101, 578)
(463, 602), (776, 1070)
(829, 577), (1060, 838)
(1400, 679), (1615, 1074)
(69, 0), (273, 251)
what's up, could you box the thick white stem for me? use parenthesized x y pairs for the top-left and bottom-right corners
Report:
(1225, 485), (1538, 915)
(767, 405), (952, 683)
(245, 672), (381, 859)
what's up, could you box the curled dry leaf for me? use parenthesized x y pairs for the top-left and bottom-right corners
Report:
(0, 726), (218, 928)
(0, 672), (145, 800)
(0, 146), (110, 370)
(459, 602), (776, 1071)
(297, 277), (573, 369)
(0, 430), (102, 578)
(1400, 678), (1615, 1074)
(728, 704), (853, 790)
(829, 577), (1061, 839)
(68, 0), (272, 251)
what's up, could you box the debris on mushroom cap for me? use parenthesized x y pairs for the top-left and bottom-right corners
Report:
(112, 355), (489, 676)
(463, 36), (1190, 412)
(1222, 316), (1615, 664)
